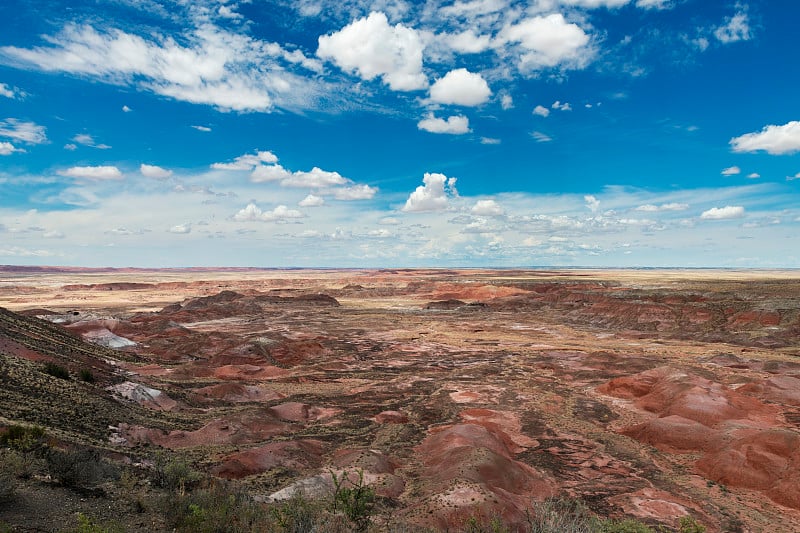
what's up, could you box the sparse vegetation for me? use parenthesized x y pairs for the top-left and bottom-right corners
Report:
(160, 481), (268, 533)
(66, 513), (125, 533)
(152, 453), (203, 493)
(330, 470), (376, 531)
(46, 448), (119, 492)
(0, 424), (45, 452)
(79, 368), (96, 383)
(43, 361), (70, 380)
(0, 468), (15, 504)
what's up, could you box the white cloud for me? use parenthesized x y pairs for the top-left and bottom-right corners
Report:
(584, 194), (600, 212)
(747, 173), (761, 179)
(317, 11), (427, 91)
(500, 93), (513, 110)
(0, 118), (47, 144)
(471, 199), (504, 216)
(122, 105), (132, 112)
(332, 184), (378, 200)
(561, 0), (630, 7)
(730, 121), (800, 155)
(715, 12), (751, 44)
(299, 194), (325, 207)
(58, 165), (123, 180)
(43, 230), (65, 239)
(480, 137), (501, 145)
(700, 206), (745, 220)
(192, 125), (212, 132)
(168, 224), (191, 234)
(1, 23), (324, 112)
(721, 165), (741, 176)
(443, 30), (492, 54)
(429, 68), (491, 106)
(379, 217), (401, 225)
(72, 133), (111, 149)
(402, 172), (458, 212)
(0, 246), (57, 257)
(0, 141), (23, 155)
(787, 173), (800, 182)
(496, 14), (592, 72)
(533, 105), (550, 117)
(64, 143), (77, 151)
(635, 203), (689, 212)
(218, 4), (243, 20)
(212, 150), (279, 170)
(140, 164), (173, 179)
(281, 167), (348, 188)
(531, 131), (552, 142)
(0, 82), (24, 99)
(417, 114), (471, 134)
(552, 100), (572, 111)
(233, 203), (305, 222)
(635, 0), (672, 8)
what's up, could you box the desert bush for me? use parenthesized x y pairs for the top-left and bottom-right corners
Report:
(65, 513), (125, 533)
(46, 448), (119, 492)
(152, 453), (203, 492)
(526, 498), (603, 532)
(43, 361), (70, 380)
(79, 368), (96, 383)
(600, 519), (654, 533)
(330, 470), (376, 531)
(161, 482), (267, 533)
(0, 424), (45, 452)
(678, 516), (706, 533)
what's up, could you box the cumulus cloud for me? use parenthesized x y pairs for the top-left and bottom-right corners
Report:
(472, 199), (505, 216)
(429, 68), (491, 106)
(140, 164), (173, 179)
(212, 150), (279, 170)
(715, 11), (751, 44)
(730, 121), (800, 155)
(0, 118), (47, 144)
(299, 194), (325, 207)
(496, 14), (592, 72)
(317, 11), (427, 91)
(552, 100), (572, 111)
(442, 30), (492, 54)
(233, 203), (305, 222)
(332, 184), (378, 200)
(417, 114), (470, 134)
(58, 165), (123, 180)
(584, 194), (600, 212)
(0, 23), (324, 112)
(721, 166), (741, 176)
(0, 141), (23, 155)
(122, 105), (132, 112)
(787, 173), (800, 181)
(747, 173), (761, 179)
(636, 0), (673, 8)
(500, 93), (513, 110)
(281, 167), (348, 188)
(635, 203), (689, 212)
(533, 105), (550, 117)
(402, 172), (458, 212)
(701, 206), (745, 220)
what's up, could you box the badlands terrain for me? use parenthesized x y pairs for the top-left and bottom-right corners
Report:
(2, 266), (800, 531)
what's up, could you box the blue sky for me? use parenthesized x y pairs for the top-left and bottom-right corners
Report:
(1, 0), (799, 268)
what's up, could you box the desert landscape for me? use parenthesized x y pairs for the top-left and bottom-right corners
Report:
(2, 266), (800, 532)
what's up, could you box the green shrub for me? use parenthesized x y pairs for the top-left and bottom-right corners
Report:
(79, 369), (96, 383)
(329, 470), (375, 532)
(65, 513), (124, 533)
(269, 492), (327, 533)
(161, 482), (267, 533)
(678, 516), (706, 533)
(152, 454), (202, 492)
(43, 361), (70, 380)
(600, 519), (654, 533)
(0, 424), (45, 452)
(46, 448), (119, 492)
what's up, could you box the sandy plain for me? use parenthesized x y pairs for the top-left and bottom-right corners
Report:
(2, 267), (800, 532)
